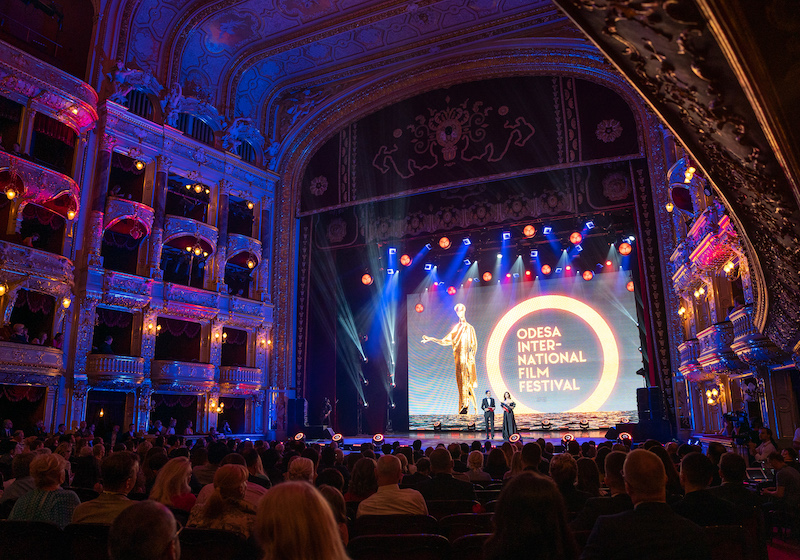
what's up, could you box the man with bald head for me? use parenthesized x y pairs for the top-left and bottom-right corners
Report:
(356, 454), (428, 517)
(415, 447), (476, 501)
(581, 449), (710, 560)
(109, 500), (180, 560)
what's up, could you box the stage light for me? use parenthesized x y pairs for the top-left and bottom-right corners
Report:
(447, 286), (456, 295)
(373, 433), (384, 444)
(425, 243), (432, 250)
(506, 273), (511, 278)
(483, 272), (492, 282)
(619, 432), (632, 443)
(363, 401), (369, 407)
(332, 433), (343, 444)
(415, 303), (424, 313)
(361, 273), (373, 285)
(583, 270), (594, 281)
(424, 263), (433, 271)
(388, 247), (396, 255)
(433, 421), (442, 432)
(626, 235), (636, 243)
(400, 254), (411, 266)
(565, 265), (571, 271)
(543, 226), (552, 235)
(618, 242), (632, 256)
(467, 421), (476, 432)
(512, 272), (519, 278)
(606, 260), (613, 266)
(502, 231), (511, 240)
(585, 221), (595, 229)
(580, 420), (589, 430)
(570, 232), (582, 244)
(293, 432), (305, 441)
(555, 267), (562, 273)
(541, 265), (551, 275)
(473, 277), (479, 282)
(541, 420), (552, 430)
(530, 250), (538, 258)
(596, 263), (604, 271)
(523, 225), (536, 238)
(439, 237), (451, 249)
(525, 270), (531, 276)
(464, 259), (471, 266)
(462, 238), (471, 246)
(562, 434), (575, 443)
(575, 244), (583, 252)
(509, 433), (521, 443)
(387, 268), (395, 275)
(627, 281), (635, 292)
(497, 253), (502, 259)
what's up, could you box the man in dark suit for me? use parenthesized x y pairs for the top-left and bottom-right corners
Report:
(572, 451), (633, 531)
(481, 390), (495, 439)
(416, 448), (476, 501)
(120, 424), (136, 444)
(581, 449), (710, 560)
(401, 456), (431, 487)
(709, 452), (763, 509)
(672, 452), (740, 526)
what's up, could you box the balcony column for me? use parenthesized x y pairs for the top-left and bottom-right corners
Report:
(135, 384), (153, 432)
(19, 107), (36, 155)
(204, 389), (220, 433)
(43, 383), (60, 433)
(252, 391), (265, 434)
(214, 182), (230, 292)
(69, 381), (89, 429)
(256, 198), (272, 302)
(148, 156), (171, 279)
(87, 133), (117, 266)
(209, 322), (223, 370)
(72, 295), (99, 378)
(140, 308), (160, 376)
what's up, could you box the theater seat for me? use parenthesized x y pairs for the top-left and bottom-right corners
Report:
(65, 523), (110, 560)
(179, 528), (261, 560)
(351, 514), (438, 538)
(348, 534), (450, 560)
(438, 513), (494, 541)
(426, 500), (481, 519)
(450, 533), (491, 559)
(704, 525), (747, 560)
(0, 520), (65, 560)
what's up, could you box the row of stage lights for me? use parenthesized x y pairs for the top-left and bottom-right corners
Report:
(292, 429), (633, 446)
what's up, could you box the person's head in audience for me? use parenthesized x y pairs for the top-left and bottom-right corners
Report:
(207, 441), (229, 465)
(205, 464), (248, 518)
(315, 467), (344, 491)
(395, 451), (409, 473)
(484, 472), (577, 560)
(679, 452), (715, 493)
(412, 439), (422, 452)
(414, 457), (431, 477)
(256, 481), (349, 560)
(287, 456), (315, 483)
(109, 500), (179, 560)
(11, 452), (35, 480)
(317, 484), (347, 529)
(348, 457), (377, 497)
(718, 452), (747, 484)
(567, 440), (581, 457)
(623, 449), (666, 505)
(429, 447), (455, 475)
(31, 453), (67, 489)
(603, 451), (628, 494)
(768, 451), (788, 472)
(471, 441), (482, 452)
(468, 450), (485, 471)
(576, 457), (601, 497)
(549, 453), (578, 489)
(102, 451), (139, 494)
(301, 447), (320, 468)
(706, 442), (726, 467)
(580, 441), (596, 459)
(150, 457), (192, 506)
(648, 444), (682, 495)
(781, 447), (799, 465)
(520, 442), (541, 470)
(375, 455), (403, 487)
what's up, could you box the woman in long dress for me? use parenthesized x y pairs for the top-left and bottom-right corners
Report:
(501, 392), (517, 440)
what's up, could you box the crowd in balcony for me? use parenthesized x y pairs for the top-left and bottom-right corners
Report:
(1, 424), (798, 559)
(0, 323), (62, 348)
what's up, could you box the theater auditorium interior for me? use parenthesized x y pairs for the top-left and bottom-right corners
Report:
(0, 0), (799, 558)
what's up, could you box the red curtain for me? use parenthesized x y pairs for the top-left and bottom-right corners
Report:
(15, 290), (54, 315)
(223, 328), (247, 346)
(0, 385), (45, 402)
(34, 113), (76, 146)
(159, 318), (201, 338)
(153, 394), (197, 408)
(22, 204), (65, 230)
(97, 307), (133, 328)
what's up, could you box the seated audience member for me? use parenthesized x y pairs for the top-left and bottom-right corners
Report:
(520, 442), (544, 474)
(648, 444), (683, 500)
(465, 450), (491, 483)
(672, 452), (739, 526)
(149, 456), (197, 512)
(550, 453), (590, 513)
(416, 448), (476, 501)
(750, 427), (778, 462)
(188, 464), (256, 538)
(195, 453), (267, 507)
(709, 452), (762, 510)
(192, 441), (228, 485)
(316, 468), (345, 492)
(571, 451), (633, 531)
(484, 472), (577, 560)
(781, 447), (800, 472)
(318, 484), (349, 545)
(706, 442), (727, 486)
(343, 457), (377, 502)
(402, 457), (431, 487)
(485, 447), (509, 480)
(9, 323), (27, 343)
(448, 443), (469, 473)
(242, 448), (271, 489)
(0, 452), (35, 504)
(356, 455), (428, 517)
(286, 456), (315, 483)
(72, 451), (139, 523)
(764, 451), (800, 510)
(255, 482), (350, 560)
(581, 449), (710, 560)
(72, 446), (101, 489)
(9, 453), (80, 529)
(108, 500), (180, 560)
(576, 457), (601, 497)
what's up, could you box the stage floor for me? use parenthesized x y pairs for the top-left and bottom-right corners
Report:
(308, 430), (612, 448)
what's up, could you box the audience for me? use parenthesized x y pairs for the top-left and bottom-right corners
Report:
(286, 456), (315, 483)
(0, 451), (35, 504)
(672, 452), (739, 526)
(764, 451), (800, 510)
(416, 448), (476, 501)
(571, 451), (632, 531)
(465, 450), (491, 483)
(149, 456), (197, 512)
(343, 457), (377, 502)
(581, 449), (710, 560)
(484, 447), (509, 480)
(255, 482), (350, 560)
(188, 464), (256, 538)
(401, 456), (430, 486)
(550, 453), (590, 512)
(109, 500), (180, 560)
(9, 453), (80, 529)
(357, 455), (428, 517)
(72, 451), (139, 523)
(709, 452), (762, 510)
(318, 484), (349, 545)
(195, 453), (267, 507)
(576, 457), (601, 497)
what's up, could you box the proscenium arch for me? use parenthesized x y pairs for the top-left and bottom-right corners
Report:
(267, 39), (690, 408)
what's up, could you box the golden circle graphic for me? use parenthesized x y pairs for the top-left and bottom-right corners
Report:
(485, 295), (619, 413)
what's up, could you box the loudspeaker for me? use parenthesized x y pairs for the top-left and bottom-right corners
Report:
(636, 387), (663, 420)
(604, 427), (619, 440)
(305, 425), (335, 439)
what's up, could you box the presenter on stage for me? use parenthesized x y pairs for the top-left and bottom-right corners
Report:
(481, 390), (496, 439)
(501, 391), (517, 440)
(421, 303), (478, 414)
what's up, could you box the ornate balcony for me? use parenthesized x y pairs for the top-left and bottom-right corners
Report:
(86, 354), (145, 389)
(227, 233), (261, 260)
(0, 151), (80, 212)
(678, 339), (704, 382)
(104, 197), (154, 234)
(150, 360), (215, 391)
(101, 270), (152, 309)
(0, 240), (73, 283)
(163, 283), (220, 320)
(0, 341), (64, 383)
(219, 366), (263, 393)
(729, 305), (786, 367)
(164, 215), (218, 248)
(696, 322), (747, 376)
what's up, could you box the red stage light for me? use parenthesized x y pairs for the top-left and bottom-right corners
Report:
(618, 242), (632, 256)
(482, 272), (492, 282)
(400, 254), (412, 266)
(570, 232), (582, 244)
(506, 273), (511, 278)
(439, 237), (451, 249)
(626, 281), (635, 292)
(525, 270), (531, 276)
(523, 225), (536, 238)
(606, 260), (612, 266)
(415, 303), (424, 313)
(361, 274), (373, 285)
(565, 265), (571, 271)
(447, 286), (457, 295)
(583, 270), (594, 281)
(541, 265), (552, 275)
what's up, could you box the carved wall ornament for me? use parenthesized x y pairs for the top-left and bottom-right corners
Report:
(309, 176), (328, 196)
(601, 172), (631, 201)
(106, 60), (163, 104)
(596, 119), (623, 143)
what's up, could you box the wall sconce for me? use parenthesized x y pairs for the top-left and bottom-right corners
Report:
(134, 160), (145, 171)
(0, 283), (7, 296)
(705, 386), (722, 406)
(5, 187), (16, 200)
(67, 210), (76, 220)
(69, 106), (79, 115)
(62, 297), (72, 309)
(259, 338), (266, 347)
(684, 166), (696, 184)
(678, 306), (686, 316)
(99, 408), (104, 417)
(723, 261), (740, 281)
(147, 323), (162, 335)
(208, 399), (224, 414)
(246, 256), (256, 269)
(693, 286), (706, 300)
(247, 201), (254, 210)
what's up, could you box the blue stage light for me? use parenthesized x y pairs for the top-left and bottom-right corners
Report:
(497, 253), (502, 259)
(512, 272), (520, 278)
(425, 243), (432, 250)
(585, 221), (595, 229)
(424, 263), (433, 271)
(464, 259), (471, 266)
(555, 267), (563, 273)
(530, 250), (538, 258)
(502, 231), (511, 240)
(387, 268), (395, 275)
(575, 244), (583, 252)
(462, 238), (471, 246)
(543, 226), (553, 235)
(388, 247), (396, 255)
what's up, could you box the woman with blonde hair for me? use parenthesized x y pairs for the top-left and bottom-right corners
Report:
(188, 464), (255, 537)
(285, 456), (315, 483)
(256, 481), (350, 560)
(149, 456), (197, 512)
(466, 450), (491, 483)
(8, 453), (79, 529)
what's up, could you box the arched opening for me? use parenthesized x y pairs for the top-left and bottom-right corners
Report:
(235, 141), (257, 164)
(160, 236), (213, 288)
(228, 197), (254, 237)
(19, 202), (66, 254)
(92, 307), (134, 356)
(101, 219), (148, 275)
(154, 317), (202, 362)
(9, 289), (55, 343)
(125, 90), (155, 122)
(175, 113), (215, 146)
(109, 152), (146, 203)
(0, 96), (23, 151)
(166, 175), (209, 222)
(221, 327), (247, 367)
(224, 252), (257, 297)
(30, 113), (76, 175)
